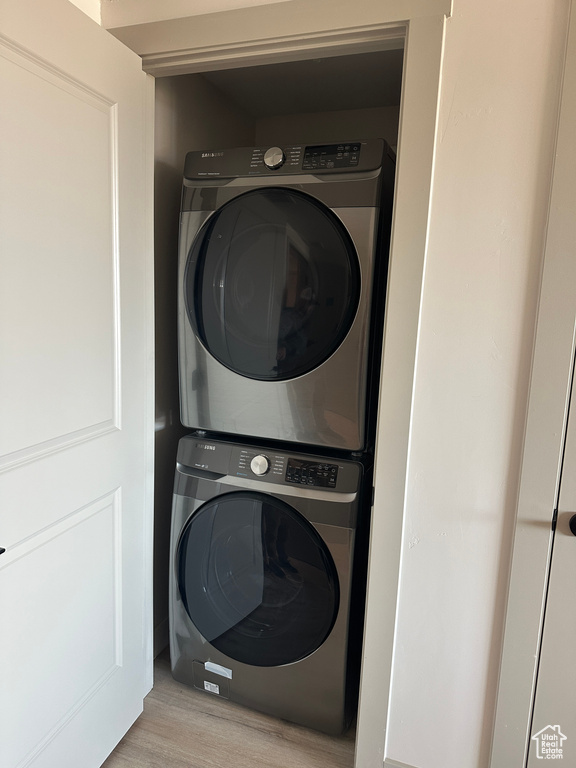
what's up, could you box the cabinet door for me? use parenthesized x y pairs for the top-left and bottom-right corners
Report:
(527, 373), (576, 766)
(0, 1), (153, 767)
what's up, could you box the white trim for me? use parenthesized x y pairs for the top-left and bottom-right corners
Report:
(141, 24), (406, 77)
(384, 759), (421, 768)
(143, 71), (156, 695)
(490, 1), (576, 765)
(353, 14), (447, 767)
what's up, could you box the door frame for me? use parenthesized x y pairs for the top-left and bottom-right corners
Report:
(490, 1), (576, 766)
(109, 3), (451, 765)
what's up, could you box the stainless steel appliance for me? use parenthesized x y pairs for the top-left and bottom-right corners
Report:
(169, 434), (370, 734)
(177, 139), (395, 451)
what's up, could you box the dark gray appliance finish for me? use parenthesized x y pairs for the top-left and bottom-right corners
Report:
(177, 139), (395, 451)
(169, 434), (371, 735)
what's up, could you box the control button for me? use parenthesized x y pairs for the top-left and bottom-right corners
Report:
(264, 146), (286, 170)
(250, 455), (270, 476)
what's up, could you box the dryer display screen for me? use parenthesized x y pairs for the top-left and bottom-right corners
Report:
(302, 142), (361, 170)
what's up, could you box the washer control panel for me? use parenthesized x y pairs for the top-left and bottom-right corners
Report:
(176, 435), (362, 495)
(285, 459), (338, 488)
(238, 448), (339, 489)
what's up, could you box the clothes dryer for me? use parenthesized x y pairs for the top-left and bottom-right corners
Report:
(178, 140), (395, 451)
(169, 434), (370, 734)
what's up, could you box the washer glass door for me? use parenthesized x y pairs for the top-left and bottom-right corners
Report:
(184, 187), (360, 380)
(176, 491), (340, 667)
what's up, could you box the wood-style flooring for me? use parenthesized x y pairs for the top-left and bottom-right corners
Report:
(102, 651), (356, 768)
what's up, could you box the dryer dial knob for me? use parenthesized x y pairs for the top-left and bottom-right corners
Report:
(250, 455), (270, 476)
(264, 147), (285, 170)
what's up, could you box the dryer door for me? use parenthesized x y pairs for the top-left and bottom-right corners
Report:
(184, 187), (360, 381)
(176, 491), (339, 667)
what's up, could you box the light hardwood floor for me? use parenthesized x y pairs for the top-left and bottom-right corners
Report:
(102, 651), (356, 768)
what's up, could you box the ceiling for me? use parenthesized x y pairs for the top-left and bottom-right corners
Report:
(102, 0), (294, 28)
(198, 48), (404, 118)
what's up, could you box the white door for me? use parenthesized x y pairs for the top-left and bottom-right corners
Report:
(526, 4), (576, 759)
(0, 1), (153, 767)
(527, 371), (576, 766)
(489, 2), (576, 764)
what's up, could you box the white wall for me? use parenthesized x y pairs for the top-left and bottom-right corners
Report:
(385, 1), (569, 766)
(255, 106), (400, 148)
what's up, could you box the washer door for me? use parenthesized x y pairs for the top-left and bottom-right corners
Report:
(184, 187), (360, 381)
(176, 491), (340, 667)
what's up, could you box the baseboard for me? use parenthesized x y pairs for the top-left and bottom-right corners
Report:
(153, 616), (169, 658)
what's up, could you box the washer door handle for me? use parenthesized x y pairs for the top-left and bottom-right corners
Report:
(569, 515), (576, 537)
(0, 547), (5, 555)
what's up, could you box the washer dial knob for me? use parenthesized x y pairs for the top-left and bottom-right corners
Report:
(250, 454), (270, 476)
(264, 146), (285, 170)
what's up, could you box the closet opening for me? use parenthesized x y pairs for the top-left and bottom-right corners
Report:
(152, 40), (405, 762)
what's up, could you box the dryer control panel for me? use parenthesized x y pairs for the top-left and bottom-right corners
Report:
(183, 139), (384, 179)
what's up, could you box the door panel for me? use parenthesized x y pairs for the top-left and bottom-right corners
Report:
(0, 36), (118, 464)
(527, 367), (576, 767)
(2, 493), (120, 766)
(490, 5), (576, 765)
(0, 1), (153, 767)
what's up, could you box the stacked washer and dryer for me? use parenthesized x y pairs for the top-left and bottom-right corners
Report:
(169, 139), (395, 735)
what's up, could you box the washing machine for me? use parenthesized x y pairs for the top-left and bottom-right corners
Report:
(178, 139), (395, 451)
(169, 433), (371, 734)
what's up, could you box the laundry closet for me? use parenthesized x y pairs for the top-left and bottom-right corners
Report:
(152, 46), (405, 667)
(8, 0), (568, 764)
(139, 46), (404, 752)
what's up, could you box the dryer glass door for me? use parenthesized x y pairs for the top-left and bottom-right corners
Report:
(176, 491), (339, 667)
(184, 187), (360, 380)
